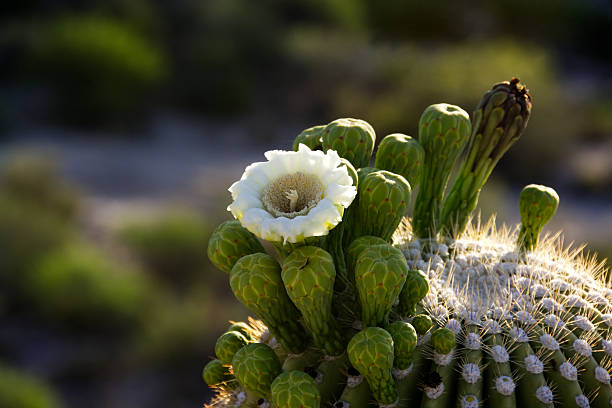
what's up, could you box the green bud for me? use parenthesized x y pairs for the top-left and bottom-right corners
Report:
(215, 330), (249, 364)
(232, 343), (282, 399)
(397, 269), (429, 317)
(293, 125), (325, 151)
(385, 321), (418, 370)
(208, 220), (265, 274)
(230, 253), (308, 354)
(354, 243), (408, 327)
(355, 170), (411, 241)
(227, 322), (254, 341)
(347, 327), (397, 404)
(271, 371), (321, 408)
(430, 327), (455, 355)
(374, 133), (424, 189)
(345, 236), (387, 283)
(441, 78), (532, 238)
(322, 118), (376, 168)
(282, 246), (344, 356)
(203, 359), (235, 389)
(412, 103), (471, 239)
(517, 184), (559, 252)
(412, 314), (433, 335)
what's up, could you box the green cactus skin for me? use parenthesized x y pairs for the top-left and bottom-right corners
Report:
(281, 246), (345, 357)
(341, 167), (379, 248)
(355, 170), (411, 242)
(215, 330), (250, 364)
(270, 371), (321, 408)
(395, 341), (427, 406)
(483, 333), (515, 408)
(208, 220), (265, 274)
(321, 118), (376, 169)
(337, 371), (372, 408)
(385, 321), (417, 370)
(345, 236), (387, 284)
(347, 327), (397, 405)
(293, 125), (326, 151)
(517, 184), (559, 252)
(397, 269), (429, 317)
(456, 326), (483, 408)
(374, 133), (425, 189)
(440, 78), (532, 239)
(412, 314), (433, 335)
(281, 348), (322, 372)
(203, 359), (236, 390)
(232, 343), (283, 399)
(312, 354), (349, 405)
(511, 341), (553, 408)
(228, 322), (255, 341)
(431, 328), (455, 355)
(230, 253), (308, 354)
(354, 244), (408, 327)
(412, 103), (471, 239)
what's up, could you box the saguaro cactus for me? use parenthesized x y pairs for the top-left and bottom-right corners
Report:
(321, 118), (376, 169)
(204, 80), (612, 408)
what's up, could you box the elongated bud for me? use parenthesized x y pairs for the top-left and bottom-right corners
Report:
(386, 321), (418, 370)
(232, 343), (282, 399)
(374, 133), (424, 189)
(293, 125), (325, 151)
(355, 170), (411, 241)
(517, 184), (559, 252)
(348, 327), (397, 404)
(322, 118), (376, 169)
(397, 269), (429, 317)
(441, 78), (532, 238)
(413, 103), (471, 239)
(354, 244), (408, 327)
(208, 220), (265, 273)
(230, 253), (308, 353)
(282, 246), (344, 356)
(271, 371), (321, 408)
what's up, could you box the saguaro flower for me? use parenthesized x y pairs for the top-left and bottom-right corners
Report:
(228, 144), (357, 244)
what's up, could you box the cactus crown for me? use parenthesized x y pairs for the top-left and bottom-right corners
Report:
(205, 79), (611, 408)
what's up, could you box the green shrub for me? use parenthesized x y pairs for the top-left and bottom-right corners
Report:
(0, 198), (72, 296)
(1, 152), (79, 221)
(27, 245), (153, 332)
(27, 15), (165, 124)
(0, 364), (63, 408)
(120, 212), (210, 289)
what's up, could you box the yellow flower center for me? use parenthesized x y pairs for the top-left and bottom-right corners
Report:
(262, 172), (323, 219)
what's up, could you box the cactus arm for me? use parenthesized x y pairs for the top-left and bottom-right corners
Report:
(395, 341), (428, 406)
(510, 341), (554, 408)
(337, 373), (373, 408)
(483, 334), (516, 408)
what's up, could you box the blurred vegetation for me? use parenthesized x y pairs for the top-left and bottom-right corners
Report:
(0, 363), (63, 408)
(26, 244), (153, 332)
(26, 16), (165, 124)
(120, 212), (210, 290)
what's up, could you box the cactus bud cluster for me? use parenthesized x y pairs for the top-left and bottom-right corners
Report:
(204, 80), (611, 408)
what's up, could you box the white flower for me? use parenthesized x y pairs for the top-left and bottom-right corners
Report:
(227, 144), (357, 243)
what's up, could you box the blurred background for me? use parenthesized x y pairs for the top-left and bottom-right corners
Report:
(0, 1), (611, 407)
